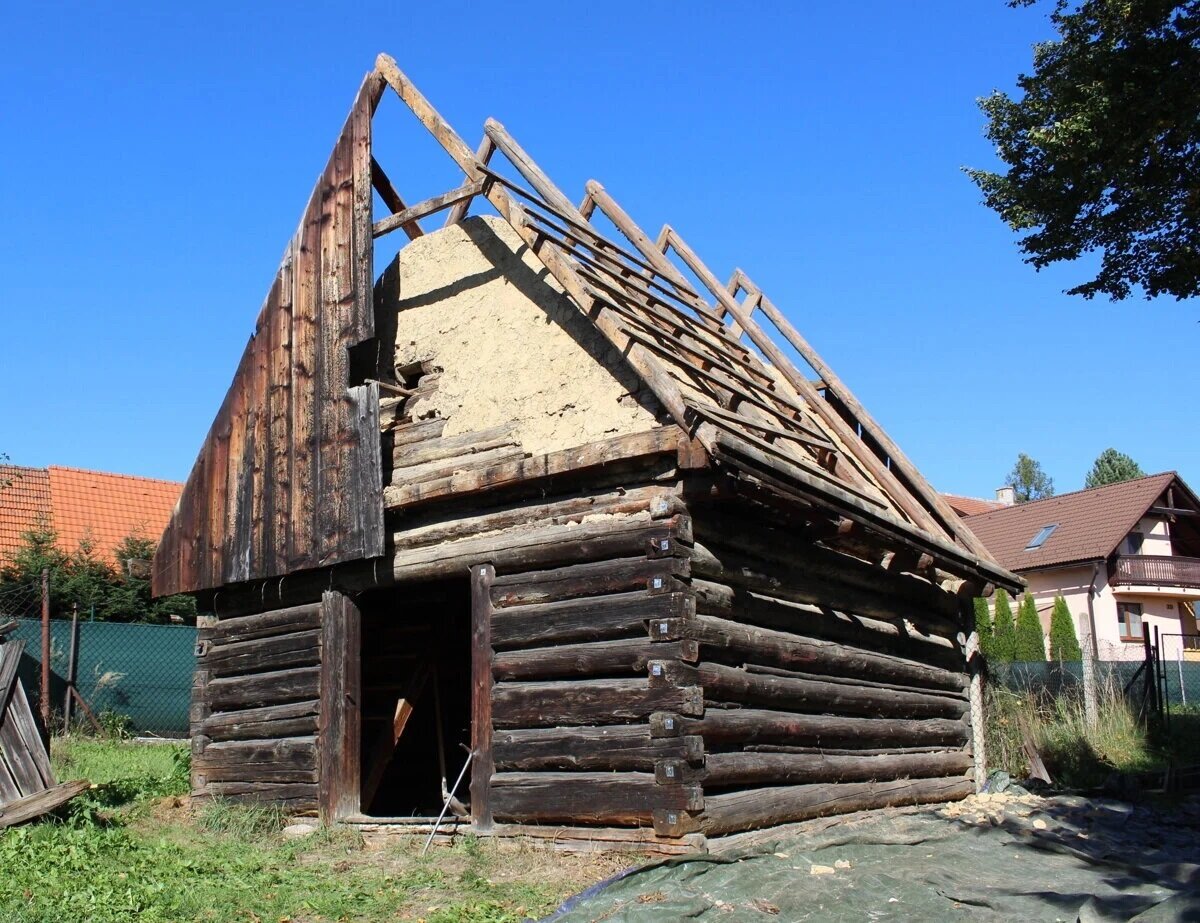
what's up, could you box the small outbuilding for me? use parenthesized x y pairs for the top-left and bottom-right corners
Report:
(154, 55), (1020, 850)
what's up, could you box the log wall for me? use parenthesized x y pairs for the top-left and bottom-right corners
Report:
(673, 501), (975, 836)
(190, 603), (325, 812)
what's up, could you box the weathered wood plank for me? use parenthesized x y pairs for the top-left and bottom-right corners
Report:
(204, 604), (321, 645)
(201, 700), (319, 742)
(663, 708), (968, 749)
(494, 726), (702, 772)
(491, 553), (688, 608)
(0, 780), (89, 828)
(493, 638), (697, 681)
(491, 772), (701, 825)
(491, 591), (694, 649)
(206, 667), (320, 710)
(702, 750), (972, 788)
(699, 775), (972, 836)
(471, 563), (495, 832)
(493, 678), (702, 728)
(319, 591), (361, 822)
(201, 629), (321, 678)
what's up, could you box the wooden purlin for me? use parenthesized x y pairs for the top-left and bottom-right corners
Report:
(724, 269), (997, 563)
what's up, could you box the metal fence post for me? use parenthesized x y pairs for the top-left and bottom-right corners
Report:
(40, 567), (50, 729)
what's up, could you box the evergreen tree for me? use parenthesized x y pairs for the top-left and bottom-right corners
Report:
(1005, 453), (1055, 503)
(1048, 595), (1083, 661)
(991, 590), (1017, 662)
(1015, 593), (1047, 661)
(974, 597), (994, 658)
(1085, 448), (1145, 488)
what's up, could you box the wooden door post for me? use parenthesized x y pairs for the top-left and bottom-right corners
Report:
(469, 563), (495, 832)
(319, 590), (362, 822)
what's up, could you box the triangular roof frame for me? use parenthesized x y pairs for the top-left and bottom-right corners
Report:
(367, 55), (1012, 588)
(155, 54), (1018, 596)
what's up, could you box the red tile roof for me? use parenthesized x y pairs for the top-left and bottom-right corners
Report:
(963, 472), (1181, 572)
(942, 493), (1006, 518)
(0, 465), (52, 564)
(0, 465), (182, 568)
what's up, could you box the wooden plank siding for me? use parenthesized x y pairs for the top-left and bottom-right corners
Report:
(153, 72), (386, 596)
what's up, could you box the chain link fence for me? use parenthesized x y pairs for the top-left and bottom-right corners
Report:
(0, 582), (197, 738)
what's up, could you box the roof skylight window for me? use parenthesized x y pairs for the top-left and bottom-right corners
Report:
(1025, 524), (1058, 550)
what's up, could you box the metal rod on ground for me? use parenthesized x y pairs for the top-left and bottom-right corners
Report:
(422, 749), (474, 857)
(64, 604), (79, 727)
(40, 567), (50, 729)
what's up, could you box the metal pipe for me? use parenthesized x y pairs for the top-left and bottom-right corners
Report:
(422, 749), (473, 857)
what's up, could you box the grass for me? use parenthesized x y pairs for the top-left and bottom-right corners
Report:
(984, 674), (1171, 788)
(0, 737), (622, 923)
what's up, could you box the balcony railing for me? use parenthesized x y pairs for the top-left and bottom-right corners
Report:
(1112, 554), (1200, 590)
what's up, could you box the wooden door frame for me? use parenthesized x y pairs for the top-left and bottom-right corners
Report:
(469, 563), (495, 832)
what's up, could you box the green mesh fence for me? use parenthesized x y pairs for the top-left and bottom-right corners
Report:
(7, 618), (196, 737)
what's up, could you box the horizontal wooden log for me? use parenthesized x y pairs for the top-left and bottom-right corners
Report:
(391, 424), (517, 467)
(494, 726), (703, 772)
(691, 578), (960, 664)
(193, 765), (319, 784)
(392, 487), (673, 554)
(666, 662), (967, 720)
(200, 700), (319, 741)
(192, 736), (316, 769)
(689, 539), (960, 634)
(493, 638), (698, 681)
(203, 604), (321, 644)
(206, 666), (320, 710)
(493, 678), (703, 728)
(741, 663), (967, 703)
(491, 553), (688, 609)
(702, 750), (972, 788)
(385, 417), (446, 443)
(392, 513), (687, 582)
(664, 708), (968, 749)
(491, 590), (694, 649)
(390, 445), (529, 487)
(699, 775), (972, 836)
(491, 772), (701, 825)
(200, 781), (318, 807)
(201, 629), (320, 678)
(685, 615), (966, 691)
(384, 427), (682, 509)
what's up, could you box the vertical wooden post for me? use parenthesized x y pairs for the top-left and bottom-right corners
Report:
(319, 590), (362, 823)
(39, 567), (50, 729)
(63, 605), (79, 727)
(469, 563), (495, 833)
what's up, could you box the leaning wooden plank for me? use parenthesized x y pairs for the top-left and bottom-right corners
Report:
(491, 591), (693, 649)
(492, 678), (702, 728)
(0, 780), (90, 828)
(699, 775), (972, 836)
(370, 155), (423, 240)
(702, 750), (973, 789)
(0, 750), (21, 804)
(490, 772), (702, 825)
(0, 642), (22, 715)
(5, 684), (53, 791)
(494, 726), (702, 772)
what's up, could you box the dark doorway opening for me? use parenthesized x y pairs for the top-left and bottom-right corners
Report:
(356, 578), (472, 818)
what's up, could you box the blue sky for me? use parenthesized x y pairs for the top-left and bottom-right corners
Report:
(1, 2), (1194, 498)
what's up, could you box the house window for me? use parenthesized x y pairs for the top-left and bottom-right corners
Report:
(1125, 532), (1144, 554)
(1025, 524), (1058, 550)
(1117, 603), (1143, 642)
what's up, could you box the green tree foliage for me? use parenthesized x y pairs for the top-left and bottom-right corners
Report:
(968, 0), (1200, 301)
(1016, 593), (1048, 661)
(1085, 448), (1146, 487)
(1005, 453), (1055, 503)
(991, 590), (1018, 662)
(0, 528), (196, 624)
(1049, 595), (1084, 660)
(974, 596), (995, 658)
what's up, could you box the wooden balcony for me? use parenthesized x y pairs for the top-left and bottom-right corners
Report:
(1112, 555), (1200, 590)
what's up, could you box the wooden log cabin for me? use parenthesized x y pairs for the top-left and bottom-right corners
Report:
(154, 55), (1020, 850)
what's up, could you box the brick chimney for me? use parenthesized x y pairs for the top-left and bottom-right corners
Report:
(995, 486), (1015, 507)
